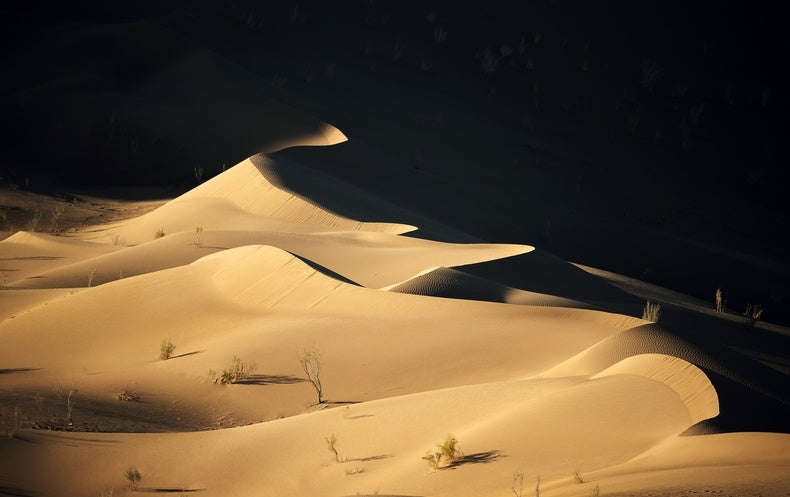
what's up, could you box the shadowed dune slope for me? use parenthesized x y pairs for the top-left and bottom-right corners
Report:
(383, 265), (588, 308)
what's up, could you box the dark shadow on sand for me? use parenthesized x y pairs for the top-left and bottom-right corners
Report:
(0, 485), (36, 497)
(170, 350), (204, 360)
(322, 400), (362, 407)
(291, 254), (361, 286)
(344, 413), (374, 420)
(235, 374), (306, 386)
(132, 487), (204, 493)
(345, 453), (395, 463)
(445, 450), (504, 468)
(0, 368), (40, 375)
(0, 256), (63, 261)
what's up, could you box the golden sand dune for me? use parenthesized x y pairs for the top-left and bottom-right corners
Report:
(0, 355), (725, 497)
(7, 230), (530, 290)
(0, 245), (635, 393)
(592, 354), (719, 426)
(1, 126), (789, 497)
(0, 231), (114, 284)
(94, 156), (414, 247)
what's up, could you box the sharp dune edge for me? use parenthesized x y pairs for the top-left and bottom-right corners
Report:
(1, 124), (789, 497)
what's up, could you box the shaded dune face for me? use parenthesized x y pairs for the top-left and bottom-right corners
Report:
(1, 127), (789, 496)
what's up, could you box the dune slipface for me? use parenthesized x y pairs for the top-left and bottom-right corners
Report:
(1, 126), (789, 497)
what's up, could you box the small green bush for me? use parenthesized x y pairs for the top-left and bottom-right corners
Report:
(154, 228), (166, 239)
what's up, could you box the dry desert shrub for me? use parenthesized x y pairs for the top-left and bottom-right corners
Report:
(573, 469), (585, 483)
(159, 339), (176, 360)
(28, 209), (41, 232)
(423, 434), (462, 470)
(325, 433), (340, 462)
(422, 450), (442, 470)
(51, 204), (66, 232)
(0, 405), (20, 438)
(124, 466), (141, 489)
(743, 303), (764, 328)
(53, 385), (77, 424)
(154, 228), (165, 239)
(715, 288), (726, 312)
(642, 300), (661, 322)
(512, 472), (524, 497)
(299, 345), (323, 404)
(211, 356), (255, 384)
(115, 389), (140, 402)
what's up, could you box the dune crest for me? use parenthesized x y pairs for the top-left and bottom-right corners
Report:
(99, 156), (414, 245)
(1, 103), (788, 497)
(593, 353), (719, 426)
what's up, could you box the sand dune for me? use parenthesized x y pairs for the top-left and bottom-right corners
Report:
(85, 156), (413, 247)
(0, 354), (723, 497)
(384, 265), (589, 308)
(8, 230), (530, 290)
(1, 122), (789, 497)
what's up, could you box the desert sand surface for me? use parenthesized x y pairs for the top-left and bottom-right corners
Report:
(2, 115), (789, 497)
(2, 3), (790, 496)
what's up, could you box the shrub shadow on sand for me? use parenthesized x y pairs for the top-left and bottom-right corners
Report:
(234, 374), (306, 385)
(445, 450), (504, 469)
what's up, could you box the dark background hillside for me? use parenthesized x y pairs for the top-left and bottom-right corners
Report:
(1, 1), (788, 324)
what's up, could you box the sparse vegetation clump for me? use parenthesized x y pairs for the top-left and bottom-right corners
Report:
(195, 226), (203, 246)
(211, 356), (255, 384)
(159, 339), (176, 360)
(325, 433), (340, 462)
(573, 469), (585, 484)
(65, 389), (76, 424)
(0, 405), (20, 438)
(299, 345), (324, 404)
(423, 434), (462, 470)
(715, 288), (726, 313)
(154, 228), (166, 239)
(422, 450), (442, 470)
(512, 472), (524, 497)
(743, 303), (764, 328)
(28, 209), (41, 232)
(642, 300), (661, 322)
(51, 204), (66, 232)
(123, 466), (141, 490)
(115, 389), (140, 402)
